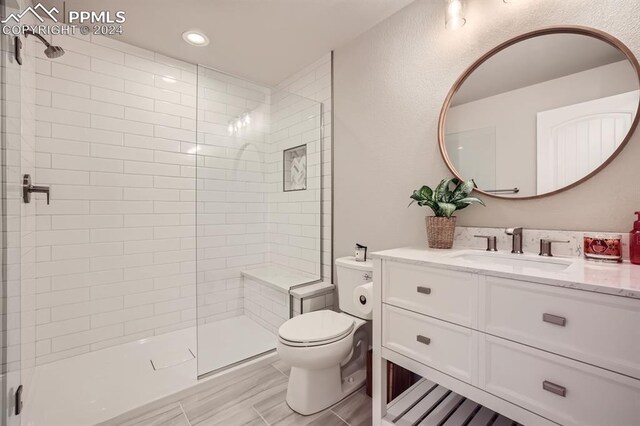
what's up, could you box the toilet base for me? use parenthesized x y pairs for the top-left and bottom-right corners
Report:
(286, 367), (366, 415)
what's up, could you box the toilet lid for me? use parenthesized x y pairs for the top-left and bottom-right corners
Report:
(278, 310), (355, 344)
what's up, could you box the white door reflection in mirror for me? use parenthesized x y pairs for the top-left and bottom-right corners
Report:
(537, 90), (638, 194)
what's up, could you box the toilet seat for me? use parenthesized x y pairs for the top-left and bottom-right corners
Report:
(278, 310), (355, 347)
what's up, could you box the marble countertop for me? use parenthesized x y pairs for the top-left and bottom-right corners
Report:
(371, 246), (640, 299)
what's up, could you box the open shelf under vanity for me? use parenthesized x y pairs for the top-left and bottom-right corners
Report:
(384, 379), (520, 426)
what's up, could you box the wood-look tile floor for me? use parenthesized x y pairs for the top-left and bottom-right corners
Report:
(115, 360), (372, 426)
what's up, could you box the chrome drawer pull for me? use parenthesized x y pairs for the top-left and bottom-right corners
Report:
(543, 380), (566, 397)
(543, 313), (566, 327)
(417, 286), (431, 295)
(416, 335), (431, 345)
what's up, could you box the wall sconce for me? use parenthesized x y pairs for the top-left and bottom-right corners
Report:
(445, 0), (466, 30)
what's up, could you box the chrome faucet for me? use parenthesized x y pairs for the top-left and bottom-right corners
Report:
(505, 227), (524, 254)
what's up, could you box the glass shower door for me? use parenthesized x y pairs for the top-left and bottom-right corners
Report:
(195, 65), (323, 378)
(195, 65), (274, 377)
(1, 0), (23, 422)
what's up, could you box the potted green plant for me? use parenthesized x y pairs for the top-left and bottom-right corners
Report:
(409, 178), (485, 249)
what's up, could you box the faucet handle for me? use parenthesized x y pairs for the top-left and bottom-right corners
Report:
(539, 239), (569, 257)
(474, 235), (498, 252)
(22, 174), (51, 205)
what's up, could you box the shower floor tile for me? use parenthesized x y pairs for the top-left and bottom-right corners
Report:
(23, 315), (277, 426)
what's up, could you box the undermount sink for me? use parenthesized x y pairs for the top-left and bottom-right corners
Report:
(446, 250), (572, 272)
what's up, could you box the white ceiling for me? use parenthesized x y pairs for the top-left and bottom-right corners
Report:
(453, 33), (628, 106)
(41, 0), (415, 85)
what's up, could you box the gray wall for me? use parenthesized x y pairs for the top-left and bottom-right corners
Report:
(333, 0), (640, 270)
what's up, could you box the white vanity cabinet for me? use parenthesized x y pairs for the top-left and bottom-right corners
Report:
(372, 251), (640, 426)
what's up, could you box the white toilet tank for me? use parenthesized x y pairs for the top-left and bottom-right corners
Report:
(335, 256), (373, 320)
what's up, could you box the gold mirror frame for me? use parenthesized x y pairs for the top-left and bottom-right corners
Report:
(438, 26), (640, 200)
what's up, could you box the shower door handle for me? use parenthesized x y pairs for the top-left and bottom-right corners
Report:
(23, 174), (50, 204)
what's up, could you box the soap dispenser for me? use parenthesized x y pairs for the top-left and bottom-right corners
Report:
(631, 212), (640, 265)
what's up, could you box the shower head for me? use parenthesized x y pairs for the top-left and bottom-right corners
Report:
(44, 45), (65, 59)
(24, 30), (65, 59)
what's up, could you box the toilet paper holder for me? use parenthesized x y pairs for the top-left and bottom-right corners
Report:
(353, 282), (374, 317)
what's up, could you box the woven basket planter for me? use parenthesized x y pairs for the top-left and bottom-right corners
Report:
(426, 216), (456, 249)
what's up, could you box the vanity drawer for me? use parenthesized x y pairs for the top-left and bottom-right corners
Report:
(382, 304), (477, 384)
(383, 261), (477, 327)
(480, 335), (640, 426)
(482, 276), (640, 379)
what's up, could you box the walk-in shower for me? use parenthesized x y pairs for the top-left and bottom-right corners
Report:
(1, 11), (324, 424)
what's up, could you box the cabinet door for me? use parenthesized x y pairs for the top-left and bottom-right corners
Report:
(481, 276), (640, 379)
(480, 335), (640, 426)
(382, 304), (478, 385)
(383, 261), (478, 327)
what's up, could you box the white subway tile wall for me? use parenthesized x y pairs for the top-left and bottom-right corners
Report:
(34, 32), (198, 366)
(243, 278), (289, 334)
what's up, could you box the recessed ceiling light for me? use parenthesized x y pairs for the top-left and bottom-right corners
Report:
(182, 30), (209, 46)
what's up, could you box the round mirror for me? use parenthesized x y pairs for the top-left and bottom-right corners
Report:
(439, 27), (640, 199)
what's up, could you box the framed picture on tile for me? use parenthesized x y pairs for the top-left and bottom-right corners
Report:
(283, 144), (307, 192)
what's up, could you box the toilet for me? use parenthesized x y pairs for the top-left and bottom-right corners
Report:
(277, 256), (373, 415)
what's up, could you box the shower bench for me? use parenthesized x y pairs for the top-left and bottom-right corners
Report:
(241, 265), (335, 334)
